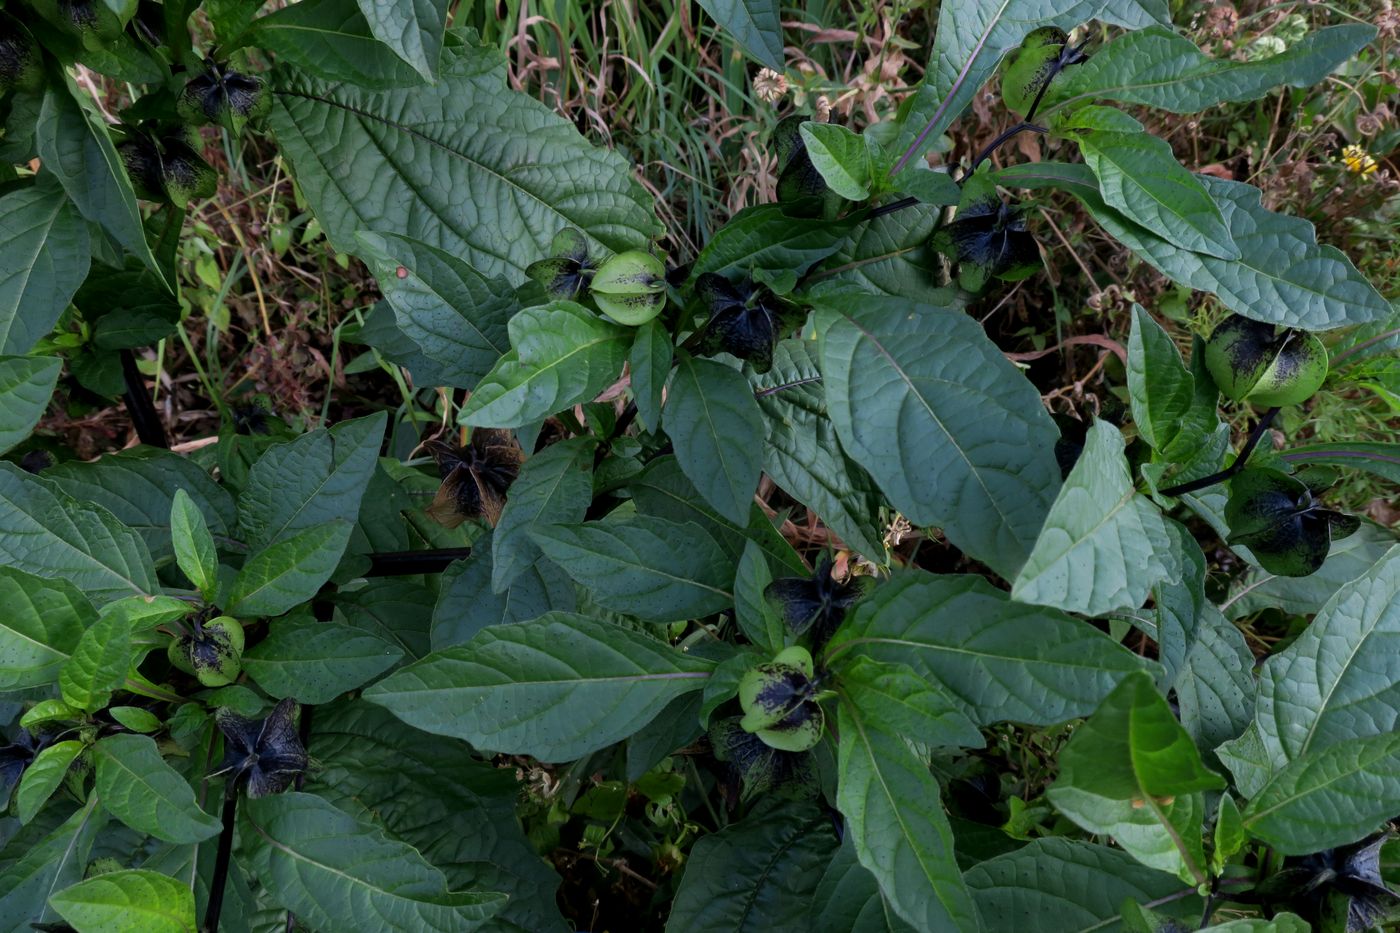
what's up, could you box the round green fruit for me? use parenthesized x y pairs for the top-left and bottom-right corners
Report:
(1204, 315), (1328, 407)
(589, 250), (666, 325)
(170, 615), (245, 687)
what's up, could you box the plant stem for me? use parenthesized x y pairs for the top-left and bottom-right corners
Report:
(364, 548), (473, 576)
(969, 122), (1048, 173)
(120, 349), (169, 449)
(1159, 407), (1282, 497)
(204, 792), (238, 933)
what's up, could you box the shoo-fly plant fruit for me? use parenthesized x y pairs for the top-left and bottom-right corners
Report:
(212, 698), (307, 798)
(1255, 834), (1398, 932)
(1204, 315), (1329, 407)
(588, 250), (666, 325)
(765, 555), (871, 651)
(709, 716), (818, 802)
(1225, 468), (1360, 577)
(178, 59), (270, 133)
(526, 227), (595, 300)
(1000, 27), (1087, 117)
(167, 615), (245, 687)
(932, 170), (1041, 292)
(695, 273), (782, 373)
(0, 13), (42, 94)
(117, 129), (217, 206)
(424, 428), (522, 528)
(28, 0), (127, 48)
(738, 646), (826, 753)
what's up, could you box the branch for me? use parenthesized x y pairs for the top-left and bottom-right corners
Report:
(1159, 407), (1281, 497)
(120, 349), (169, 449)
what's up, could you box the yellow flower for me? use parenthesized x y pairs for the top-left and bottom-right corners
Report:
(1342, 144), (1378, 175)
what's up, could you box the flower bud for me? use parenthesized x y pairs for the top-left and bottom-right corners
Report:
(738, 646), (825, 753)
(178, 60), (270, 132)
(589, 250), (666, 325)
(0, 13), (43, 95)
(1204, 315), (1328, 407)
(1001, 27), (1085, 117)
(170, 615), (245, 687)
(526, 227), (594, 300)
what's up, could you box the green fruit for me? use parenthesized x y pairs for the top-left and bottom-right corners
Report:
(29, 0), (132, 50)
(1204, 315), (1328, 407)
(737, 646), (824, 752)
(1001, 27), (1069, 117)
(166, 635), (196, 676)
(171, 615), (245, 687)
(589, 250), (666, 325)
(0, 14), (44, 95)
(178, 60), (270, 134)
(117, 130), (217, 205)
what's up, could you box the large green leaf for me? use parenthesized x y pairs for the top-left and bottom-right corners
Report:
(94, 734), (221, 844)
(431, 539), (575, 649)
(355, 0), (448, 81)
(0, 798), (106, 933)
(1047, 24), (1377, 115)
(1077, 130), (1237, 259)
(268, 43), (659, 283)
(355, 232), (513, 389)
(750, 340), (885, 558)
(0, 568), (92, 691)
(1012, 420), (1172, 616)
(668, 800), (839, 932)
(686, 203), (849, 286)
(35, 79), (160, 280)
(1173, 606), (1256, 754)
(490, 437), (594, 593)
(1126, 305), (1217, 459)
(45, 447), (236, 563)
(804, 203), (949, 302)
(0, 181), (89, 356)
(365, 612), (714, 761)
(0, 463), (157, 605)
(1249, 544), (1400, 765)
(1242, 730), (1400, 855)
(824, 572), (1153, 726)
(236, 412), (386, 549)
(965, 838), (1199, 933)
(243, 619), (402, 703)
(833, 655), (982, 748)
(244, 792), (506, 931)
(665, 354), (765, 526)
(59, 601), (138, 712)
(0, 356), (59, 456)
(224, 521), (354, 618)
(836, 701), (978, 932)
(997, 163), (1392, 331)
(694, 0), (783, 70)
(14, 740), (85, 826)
(248, 0), (426, 90)
(810, 834), (916, 933)
(816, 294), (1060, 579)
(459, 301), (629, 429)
(50, 869), (196, 933)
(530, 516), (733, 623)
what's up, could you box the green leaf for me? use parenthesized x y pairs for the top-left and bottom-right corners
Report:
(750, 340), (885, 559)
(629, 319), (670, 431)
(268, 43), (660, 282)
(431, 538), (575, 649)
(825, 572), (1153, 727)
(1127, 305), (1217, 458)
(248, 0), (426, 89)
(355, 0), (448, 82)
(670, 800), (838, 932)
(237, 412), (386, 549)
(1173, 606), (1255, 754)
(108, 706), (161, 733)
(0, 462), (157, 605)
(816, 293), (1061, 579)
(50, 869), (196, 933)
(733, 540), (783, 653)
(809, 833), (916, 933)
(0, 180), (91, 355)
(365, 612), (714, 761)
(243, 619), (403, 704)
(1277, 443), (1400, 486)
(1078, 130), (1237, 259)
(170, 488), (218, 599)
(799, 123), (872, 200)
(245, 792), (506, 931)
(0, 797), (106, 932)
(1000, 163), (1392, 331)
(836, 700), (978, 932)
(35, 79), (161, 282)
(0, 355), (58, 457)
(460, 301), (629, 428)
(966, 838), (1200, 933)
(0, 568), (92, 692)
(94, 734), (221, 844)
(491, 437), (594, 593)
(1242, 730), (1400, 855)
(43, 447), (236, 564)
(224, 521), (354, 618)
(59, 601), (140, 712)
(833, 655), (982, 748)
(1048, 24), (1378, 115)
(892, 169), (961, 207)
(665, 354), (765, 526)
(355, 232), (513, 389)
(1012, 420), (1172, 615)
(804, 204), (950, 302)
(687, 203), (850, 288)
(529, 517), (733, 623)
(1249, 544), (1400, 766)
(694, 0), (783, 70)
(15, 740), (84, 825)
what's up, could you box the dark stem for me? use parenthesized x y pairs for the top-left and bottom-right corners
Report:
(594, 401), (639, 468)
(866, 195), (919, 219)
(364, 548), (473, 576)
(1159, 407), (1281, 497)
(120, 349), (169, 449)
(204, 792), (238, 933)
(969, 122), (1048, 173)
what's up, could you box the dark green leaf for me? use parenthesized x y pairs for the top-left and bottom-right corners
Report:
(665, 354), (765, 526)
(354, 0), (448, 82)
(224, 521), (354, 618)
(243, 619), (403, 703)
(694, 0), (783, 70)
(0, 180), (90, 355)
(51, 869), (196, 933)
(94, 734), (221, 844)
(491, 437), (594, 593)
(0, 568), (92, 692)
